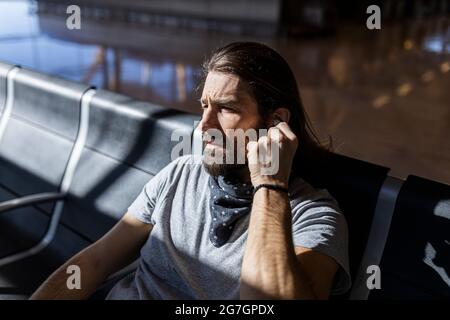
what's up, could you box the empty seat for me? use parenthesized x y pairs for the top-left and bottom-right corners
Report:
(0, 68), (90, 202)
(0, 87), (199, 296)
(370, 175), (450, 299)
(0, 68), (90, 257)
(301, 151), (390, 298)
(59, 89), (199, 243)
(0, 67), (92, 295)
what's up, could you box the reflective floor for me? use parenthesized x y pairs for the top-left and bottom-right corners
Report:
(1, 1), (449, 184)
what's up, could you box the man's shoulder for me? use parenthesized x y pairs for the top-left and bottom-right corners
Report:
(154, 154), (204, 183)
(167, 154), (204, 175)
(142, 154), (205, 198)
(171, 153), (204, 166)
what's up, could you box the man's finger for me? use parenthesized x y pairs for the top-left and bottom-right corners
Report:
(246, 140), (258, 165)
(275, 122), (297, 141)
(268, 127), (283, 143)
(258, 136), (270, 165)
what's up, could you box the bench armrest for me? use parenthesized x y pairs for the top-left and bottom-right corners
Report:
(0, 192), (66, 213)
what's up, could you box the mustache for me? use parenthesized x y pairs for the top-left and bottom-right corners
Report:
(202, 131), (226, 145)
(202, 136), (242, 149)
(202, 133), (252, 147)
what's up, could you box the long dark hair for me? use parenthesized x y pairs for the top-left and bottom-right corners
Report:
(200, 41), (332, 183)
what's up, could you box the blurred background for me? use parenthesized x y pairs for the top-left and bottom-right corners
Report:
(0, 0), (449, 184)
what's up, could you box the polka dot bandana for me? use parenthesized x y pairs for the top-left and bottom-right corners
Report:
(208, 175), (254, 247)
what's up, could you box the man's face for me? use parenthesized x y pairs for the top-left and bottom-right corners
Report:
(199, 71), (265, 177)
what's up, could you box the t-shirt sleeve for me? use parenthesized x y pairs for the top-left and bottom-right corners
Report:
(127, 155), (190, 225)
(290, 184), (352, 295)
(127, 178), (160, 225)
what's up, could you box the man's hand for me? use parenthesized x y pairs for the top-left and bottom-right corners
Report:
(246, 122), (298, 188)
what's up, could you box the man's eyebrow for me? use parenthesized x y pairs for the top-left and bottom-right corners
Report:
(199, 96), (240, 106)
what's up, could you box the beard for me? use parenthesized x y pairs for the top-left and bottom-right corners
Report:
(202, 142), (248, 178)
(203, 158), (247, 178)
(201, 120), (267, 178)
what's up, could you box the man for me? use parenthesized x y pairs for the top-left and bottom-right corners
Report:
(31, 42), (350, 300)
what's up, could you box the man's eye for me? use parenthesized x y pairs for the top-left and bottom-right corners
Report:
(201, 104), (208, 110)
(220, 106), (235, 113)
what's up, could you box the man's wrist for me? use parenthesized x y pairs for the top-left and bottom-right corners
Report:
(253, 183), (289, 196)
(251, 176), (289, 189)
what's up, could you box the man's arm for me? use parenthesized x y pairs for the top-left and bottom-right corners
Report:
(30, 211), (152, 299)
(240, 188), (338, 299)
(241, 121), (338, 299)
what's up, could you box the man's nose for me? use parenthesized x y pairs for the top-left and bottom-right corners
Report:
(199, 106), (218, 133)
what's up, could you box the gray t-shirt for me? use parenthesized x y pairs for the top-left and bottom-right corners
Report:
(106, 154), (351, 299)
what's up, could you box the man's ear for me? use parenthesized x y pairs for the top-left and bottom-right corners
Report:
(272, 108), (291, 124)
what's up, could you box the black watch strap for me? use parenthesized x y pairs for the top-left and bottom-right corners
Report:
(253, 184), (289, 196)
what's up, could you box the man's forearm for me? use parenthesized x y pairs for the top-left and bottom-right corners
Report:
(240, 188), (316, 299)
(30, 247), (107, 300)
